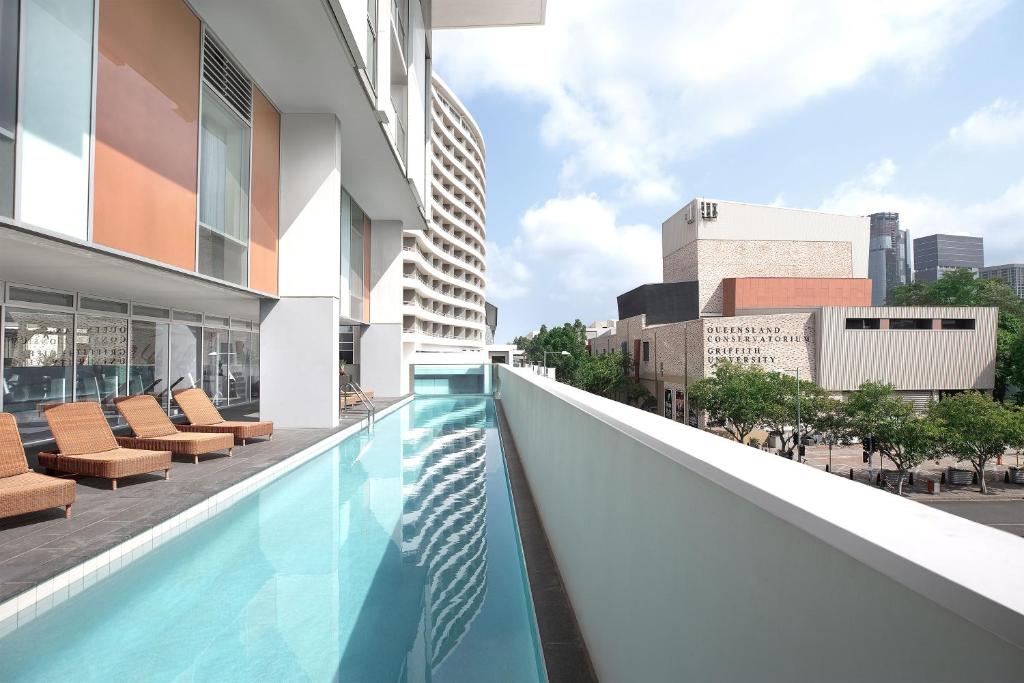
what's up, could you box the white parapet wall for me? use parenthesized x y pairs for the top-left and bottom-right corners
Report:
(496, 365), (1024, 683)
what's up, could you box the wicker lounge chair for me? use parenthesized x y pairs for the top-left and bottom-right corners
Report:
(0, 413), (75, 519)
(38, 402), (172, 490)
(113, 395), (234, 464)
(171, 388), (273, 445)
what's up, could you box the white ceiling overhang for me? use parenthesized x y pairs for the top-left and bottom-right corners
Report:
(432, 0), (547, 28)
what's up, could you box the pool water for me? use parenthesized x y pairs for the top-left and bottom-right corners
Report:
(0, 397), (547, 682)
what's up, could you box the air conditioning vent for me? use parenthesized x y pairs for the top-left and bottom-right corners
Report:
(202, 31), (252, 124)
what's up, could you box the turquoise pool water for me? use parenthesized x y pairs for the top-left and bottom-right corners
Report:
(0, 397), (546, 682)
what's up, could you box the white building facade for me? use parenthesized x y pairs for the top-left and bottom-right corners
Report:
(401, 75), (488, 367)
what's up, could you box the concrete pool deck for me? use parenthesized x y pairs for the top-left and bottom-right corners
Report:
(0, 399), (406, 606)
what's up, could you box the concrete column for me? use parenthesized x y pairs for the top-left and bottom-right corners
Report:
(359, 219), (408, 397)
(259, 113), (343, 427)
(260, 297), (340, 428)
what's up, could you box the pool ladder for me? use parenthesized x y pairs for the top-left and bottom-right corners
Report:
(344, 381), (376, 431)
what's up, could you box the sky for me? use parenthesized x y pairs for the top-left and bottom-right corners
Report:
(433, 0), (1024, 343)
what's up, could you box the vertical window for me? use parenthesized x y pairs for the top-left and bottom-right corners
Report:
(366, 0), (377, 91)
(3, 308), (74, 443)
(0, 0), (17, 218)
(642, 341), (650, 362)
(169, 321), (202, 415)
(349, 198), (369, 320)
(228, 330), (250, 404)
(19, 0), (95, 237)
(250, 332), (260, 401)
(75, 314), (128, 426)
(198, 86), (251, 286)
(130, 319), (170, 412)
(202, 326), (229, 406)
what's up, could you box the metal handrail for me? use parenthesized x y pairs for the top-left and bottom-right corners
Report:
(343, 381), (376, 430)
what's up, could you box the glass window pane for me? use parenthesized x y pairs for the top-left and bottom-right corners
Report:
(130, 319), (170, 412)
(1, 0), (17, 217)
(3, 308), (74, 442)
(19, 0), (94, 238)
(228, 331), (250, 404)
(8, 285), (75, 308)
(199, 85), (250, 286)
(198, 227), (248, 285)
(350, 201), (365, 318)
(250, 332), (260, 402)
(169, 323), (202, 416)
(75, 314), (129, 426)
(202, 327), (229, 406)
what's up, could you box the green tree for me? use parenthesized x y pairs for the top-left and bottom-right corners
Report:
(929, 392), (1018, 494)
(576, 350), (628, 397)
(689, 362), (775, 444)
(760, 372), (831, 456)
(514, 320), (589, 386)
(889, 269), (1024, 400)
(809, 396), (855, 473)
(845, 382), (938, 494)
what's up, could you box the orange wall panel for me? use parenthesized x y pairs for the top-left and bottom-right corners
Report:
(724, 278), (873, 315)
(92, 0), (200, 271)
(249, 88), (280, 295)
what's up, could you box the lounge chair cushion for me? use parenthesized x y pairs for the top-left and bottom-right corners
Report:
(172, 388), (224, 426)
(0, 471), (75, 519)
(116, 431), (233, 456)
(0, 413), (30, 478)
(37, 448), (171, 480)
(114, 395), (178, 438)
(42, 402), (119, 456)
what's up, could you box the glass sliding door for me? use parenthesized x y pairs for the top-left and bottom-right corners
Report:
(75, 315), (129, 426)
(3, 308), (74, 442)
(250, 333), (260, 401)
(130, 319), (170, 411)
(202, 326), (229, 406)
(169, 322), (202, 415)
(228, 330), (250, 404)
(198, 86), (251, 286)
(0, 0), (17, 218)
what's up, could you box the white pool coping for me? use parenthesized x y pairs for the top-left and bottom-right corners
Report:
(0, 396), (414, 639)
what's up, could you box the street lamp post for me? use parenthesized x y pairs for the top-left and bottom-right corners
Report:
(543, 350), (571, 377)
(795, 367), (802, 462)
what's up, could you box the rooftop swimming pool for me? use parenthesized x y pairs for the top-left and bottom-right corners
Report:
(0, 396), (546, 682)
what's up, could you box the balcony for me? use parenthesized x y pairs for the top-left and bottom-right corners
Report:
(494, 365), (1024, 681)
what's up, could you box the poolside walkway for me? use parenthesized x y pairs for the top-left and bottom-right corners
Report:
(0, 399), (406, 605)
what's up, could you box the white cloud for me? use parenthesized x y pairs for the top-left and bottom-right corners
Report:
(484, 241), (530, 300)
(949, 99), (1024, 148)
(492, 194), (662, 313)
(435, 0), (1005, 204)
(820, 159), (1024, 264)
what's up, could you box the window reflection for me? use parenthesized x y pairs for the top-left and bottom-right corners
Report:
(202, 327), (230, 406)
(228, 331), (250, 404)
(75, 314), (128, 426)
(2, 308), (74, 442)
(169, 322), (202, 415)
(130, 319), (169, 411)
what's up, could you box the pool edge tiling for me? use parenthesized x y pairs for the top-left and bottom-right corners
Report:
(0, 396), (413, 640)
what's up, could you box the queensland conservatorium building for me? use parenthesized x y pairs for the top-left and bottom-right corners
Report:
(589, 198), (997, 423)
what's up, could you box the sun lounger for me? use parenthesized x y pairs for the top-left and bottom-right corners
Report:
(114, 395), (234, 464)
(171, 389), (273, 445)
(38, 402), (172, 490)
(0, 413), (75, 519)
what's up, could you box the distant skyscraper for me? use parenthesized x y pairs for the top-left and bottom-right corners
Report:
(868, 212), (911, 305)
(980, 264), (1024, 297)
(913, 234), (984, 283)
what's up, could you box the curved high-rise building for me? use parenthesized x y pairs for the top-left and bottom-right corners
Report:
(403, 75), (488, 352)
